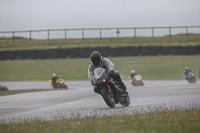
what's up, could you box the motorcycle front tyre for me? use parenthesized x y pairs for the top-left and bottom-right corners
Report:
(63, 84), (68, 89)
(120, 94), (130, 107)
(192, 77), (196, 83)
(101, 88), (115, 108)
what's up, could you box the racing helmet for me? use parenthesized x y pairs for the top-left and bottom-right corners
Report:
(185, 67), (188, 70)
(53, 73), (57, 77)
(90, 51), (101, 65)
(131, 70), (135, 74)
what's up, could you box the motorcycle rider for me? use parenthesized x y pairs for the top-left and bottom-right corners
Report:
(88, 51), (128, 95)
(130, 70), (137, 79)
(52, 73), (59, 88)
(199, 68), (200, 78)
(184, 67), (193, 80)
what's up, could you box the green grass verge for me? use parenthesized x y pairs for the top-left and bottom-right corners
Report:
(1, 107), (200, 133)
(0, 56), (199, 81)
(0, 89), (65, 97)
(1, 35), (200, 50)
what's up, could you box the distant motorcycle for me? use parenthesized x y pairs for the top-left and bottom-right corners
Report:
(186, 72), (196, 83)
(92, 67), (130, 108)
(130, 74), (144, 86)
(49, 78), (68, 89)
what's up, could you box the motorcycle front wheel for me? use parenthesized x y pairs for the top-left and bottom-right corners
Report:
(120, 94), (130, 107)
(141, 81), (144, 86)
(101, 88), (115, 108)
(188, 77), (196, 83)
(63, 84), (68, 89)
(191, 77), (196, 83)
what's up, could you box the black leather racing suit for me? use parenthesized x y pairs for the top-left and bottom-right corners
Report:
(88, 57), (126, 93)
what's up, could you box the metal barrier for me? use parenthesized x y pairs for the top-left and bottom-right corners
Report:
(0, 26), (200, 42)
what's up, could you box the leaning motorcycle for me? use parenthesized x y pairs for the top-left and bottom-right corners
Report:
(186, 72), (196, 83)
(92, 67), (130, 108)
(49, 78), (68, 89)
(130, 74), (144, 86)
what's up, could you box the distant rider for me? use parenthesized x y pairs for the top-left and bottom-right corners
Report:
(52, 73), (59, 88)
(199, 68), (200, 78)
(130, 70), (138, 80)
(88, 51), (128, 95)
(184, 67), (193, 80)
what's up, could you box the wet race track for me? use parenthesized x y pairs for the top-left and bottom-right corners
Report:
(0, 80), (200, 123)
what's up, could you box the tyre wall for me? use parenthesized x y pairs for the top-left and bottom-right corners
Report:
(130, 46), (141, 56)
(0, 45), (199, 60)
(38, 49), (48, 59)
(141, 46), (150, 56)
(161, 46), (171, 55)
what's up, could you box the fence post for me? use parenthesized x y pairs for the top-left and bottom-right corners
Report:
(65, 29), (67, 39)
(134, 28), (137, 38)
(116, 28), (120, 38)
(99, 29), (102, 39)
(47, 30), (50, 40)
(152, 27), (154, 38)
(186, 27), (188, 36)
(29, 31), (32, 41)
(169, 27), (171, 37)
(82, 29), (84, 39)
(12, 31), (15, 42)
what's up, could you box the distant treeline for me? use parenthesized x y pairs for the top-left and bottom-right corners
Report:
(0, 45), (200, 60)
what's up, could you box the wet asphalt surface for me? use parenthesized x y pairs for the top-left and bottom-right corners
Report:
(0, 80), (200, 123)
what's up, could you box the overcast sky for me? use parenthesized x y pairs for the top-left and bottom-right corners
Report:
(0, 0), (200, 31)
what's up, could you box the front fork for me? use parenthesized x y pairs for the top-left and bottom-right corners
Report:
(99, 83), (114, 99)
(99, 83), (112, 94)
(105, 82), (120, 103)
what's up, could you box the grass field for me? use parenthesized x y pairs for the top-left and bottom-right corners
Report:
(0, 105), (200, 133)
(0, 55), (199, 81)
(0, 89), (66, 97)
(1, 35), (200, 50)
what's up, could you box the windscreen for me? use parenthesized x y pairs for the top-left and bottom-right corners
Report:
(94, 67), (106, 80)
